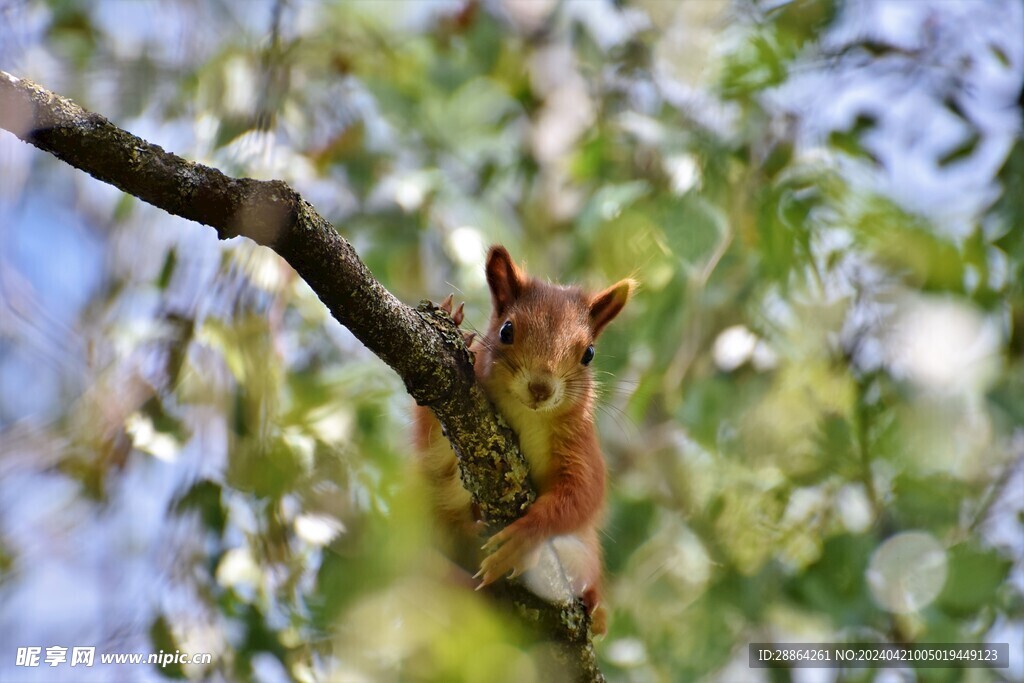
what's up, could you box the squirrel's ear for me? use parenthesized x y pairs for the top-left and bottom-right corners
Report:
(486, 246), (525, 316)
(589, 278), (635, 337)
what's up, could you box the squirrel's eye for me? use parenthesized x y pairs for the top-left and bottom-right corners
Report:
(581, 345), (595, 365)
(499, 321), (514, 344)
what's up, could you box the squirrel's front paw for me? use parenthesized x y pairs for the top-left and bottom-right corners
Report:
(475, 523), (537, 588)
(439, 294), (464, 325)
(439, 294), (476, 347)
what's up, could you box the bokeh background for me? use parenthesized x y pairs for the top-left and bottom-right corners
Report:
(1, 1), (1022, 681)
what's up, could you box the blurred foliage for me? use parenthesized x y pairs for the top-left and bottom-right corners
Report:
(1, 1), (1022, 682)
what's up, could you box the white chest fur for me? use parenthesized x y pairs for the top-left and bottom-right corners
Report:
(498, 398), (557, 487)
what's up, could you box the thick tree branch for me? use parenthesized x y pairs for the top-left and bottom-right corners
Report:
(0, 70), (603, 680)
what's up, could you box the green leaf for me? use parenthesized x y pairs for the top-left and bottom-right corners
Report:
(852, 198), (966, 292)
(658, 194), (728, 274)
(226, 433), (307, 499)
(786, 533), (878, 626)
(156, 248), (177, 290)
(604, 496), (658, 574)
(938, 544), (1013, 615)
(892, 474), (974, 531)
(149, 616), (186, 679)
(828, 115), (881, 164)
(172, 480), (227, 536)
(938, 131), (981, 167)
(577, 181), (651, 236)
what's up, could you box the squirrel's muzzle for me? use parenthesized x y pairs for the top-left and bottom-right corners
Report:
(528, 379), (554, 403)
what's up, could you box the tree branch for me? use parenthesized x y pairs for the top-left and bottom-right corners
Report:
(0, 70), (603, 681)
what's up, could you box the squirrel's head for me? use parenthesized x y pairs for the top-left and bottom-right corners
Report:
(477, 245), (634, 416)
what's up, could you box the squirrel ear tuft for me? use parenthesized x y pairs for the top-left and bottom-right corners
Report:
(589, 278), (635, 337)
(486, 246), (525, 316)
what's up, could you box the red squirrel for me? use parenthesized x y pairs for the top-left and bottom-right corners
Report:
(414, 246), (633, 635)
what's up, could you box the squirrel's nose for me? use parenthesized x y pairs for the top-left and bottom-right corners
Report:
(528, 379), (553, 403)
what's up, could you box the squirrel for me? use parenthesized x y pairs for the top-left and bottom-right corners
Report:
(414, 245), (633, 636)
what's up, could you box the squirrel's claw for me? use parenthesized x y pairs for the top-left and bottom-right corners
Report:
(476, 523), (536, 590)
(438, 294), (466, 327)
(590, 605), (608, 637)
(480, 525), (509, 554)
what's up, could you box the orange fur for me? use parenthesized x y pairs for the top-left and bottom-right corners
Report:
(414, 246), (633, 635)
